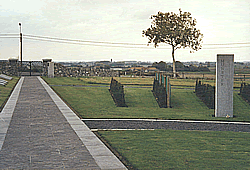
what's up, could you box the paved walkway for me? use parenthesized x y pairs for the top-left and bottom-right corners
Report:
(0, 77), (126, 169)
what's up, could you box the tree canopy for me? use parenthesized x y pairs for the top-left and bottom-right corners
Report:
(142, 8), (203, 52)
(142, 9), (203, 77)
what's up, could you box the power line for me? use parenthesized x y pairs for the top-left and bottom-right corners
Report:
(0, 33), (19, 36)
(0, 37), (19, 38)
(203, 46), (250, 49)
(24, 36), (250, 50)
(204, 42), (250, 45)
(23, 34), (148, 46)
(23, 34), (250, 46)
(1, 33), (249, 49)
(24, 37), (157, 49)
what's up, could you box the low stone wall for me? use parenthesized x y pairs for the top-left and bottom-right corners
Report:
(0, 60), (121, 77)
(53, 63), (120, 77)
(0, 61), (19, 76)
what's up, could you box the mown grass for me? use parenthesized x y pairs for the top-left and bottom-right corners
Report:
(98, 130), (250, 169)
(43, 76), (250, 169)
(0, 77), (20, 110)
(46, 76), (250, 88)
(44, 77), (250, 121)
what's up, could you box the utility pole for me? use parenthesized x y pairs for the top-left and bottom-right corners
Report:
(19, 23), (22, 66)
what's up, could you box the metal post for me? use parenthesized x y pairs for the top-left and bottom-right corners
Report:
(160, 73), (162, 85)
(167, 76), (170, 108)
(29, 61), (32, 76)
(164, 76), (167, 88)
(19, 23), (22, 66)
(158, 72), (161, 84)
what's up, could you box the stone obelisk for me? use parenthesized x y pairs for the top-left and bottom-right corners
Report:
(215, 54), (234, 117)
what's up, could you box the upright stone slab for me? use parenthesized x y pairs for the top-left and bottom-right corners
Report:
(215, 54), (234, 117)
(48, 62), (54, 78)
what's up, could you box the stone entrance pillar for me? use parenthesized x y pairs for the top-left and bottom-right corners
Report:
(48, 62), (54, 78)
(42, 59), (52, 76)
(215, 54), (234, 117)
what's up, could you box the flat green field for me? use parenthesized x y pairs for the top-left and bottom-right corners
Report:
(42, 76), (250, 169)
(98, 130), (250, 169)
(45, 76), (250, 88)
(0, 77), (19, 110)
(43, 77), (250, 121)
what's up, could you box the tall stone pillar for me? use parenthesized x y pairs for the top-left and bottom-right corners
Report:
(42, 59), (52, 76)
(215, 54), (234, 117)
(48, 62), (54, 78)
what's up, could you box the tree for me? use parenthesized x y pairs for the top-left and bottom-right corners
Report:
(142, 9), (203, 77)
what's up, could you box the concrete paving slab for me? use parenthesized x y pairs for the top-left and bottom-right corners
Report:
(37, 77), (127, 170)
(0, 77), (101, 169)
(87, 145), (114, 157)
(0, 77), (24, 151)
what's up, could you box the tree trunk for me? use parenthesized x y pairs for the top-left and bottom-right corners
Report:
(172, 45), (176, 78)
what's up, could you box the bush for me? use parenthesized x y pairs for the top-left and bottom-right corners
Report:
(152, 79), (167, 108)
(109, 78), (127, 107)
(195, 79), (215, 109)
(240, 83), (250, 104)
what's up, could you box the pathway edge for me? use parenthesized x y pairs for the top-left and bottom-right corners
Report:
(0, 77), (24, 150)
(37, 77), (127, 170)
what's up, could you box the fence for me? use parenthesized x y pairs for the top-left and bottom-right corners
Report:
(195, 79), (215, 109)
(109, 78), (127, 107)
(152, 72), (171, 108)
(0, 59), (44, 76)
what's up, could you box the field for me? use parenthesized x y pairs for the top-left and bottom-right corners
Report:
(98, 130), (250, 169)
(1, 76), (250, 169)
(44, 76), (250, 87)
(43, 76), (250, 169)
(43, 76), (250, 121)
(0, 77), (19, 111)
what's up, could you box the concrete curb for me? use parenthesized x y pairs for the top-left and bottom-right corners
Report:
(0, 77), (24, 150)
(37, 77), (127, 170)
(81, 118), (250, 125)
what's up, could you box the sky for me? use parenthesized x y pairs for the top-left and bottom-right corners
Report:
(0, 0), (249, 62)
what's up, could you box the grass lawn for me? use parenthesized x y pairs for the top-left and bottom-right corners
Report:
(0, 77), (20, 110)
(43, 77), (250, 121)
(98, 130), (250, 169)
(45, 76), (250, 88)
(42, 76), (250, 169)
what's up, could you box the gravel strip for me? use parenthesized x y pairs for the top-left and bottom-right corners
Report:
(84, 120), (250, 132)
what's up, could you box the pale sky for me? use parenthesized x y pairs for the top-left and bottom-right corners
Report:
(0, 0), (249, 62)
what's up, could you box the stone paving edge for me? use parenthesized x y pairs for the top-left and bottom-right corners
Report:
(37, 77), (127, 170)
(0, 77), (24, 150)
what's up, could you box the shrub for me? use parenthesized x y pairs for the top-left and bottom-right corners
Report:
(195, 79), (215, 109)
(239, 83), (250, 104)
(109, 78), (127, 107)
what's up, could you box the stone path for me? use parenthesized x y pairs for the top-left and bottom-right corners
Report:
(0, 77), (126, 170)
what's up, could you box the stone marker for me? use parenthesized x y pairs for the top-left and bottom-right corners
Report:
(215, 54), (234, 117)
(48, 62), (54, 78)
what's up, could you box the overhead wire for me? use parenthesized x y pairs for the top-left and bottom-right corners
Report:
(23, 34), (148, 46)
(0, 37), (19, 38)
(0, 33), (19, 36)
(1, 33), (250, 49)
(24, 36), (250, 50)
(23, 34), (250, 46)
(24, 37), (158, 49)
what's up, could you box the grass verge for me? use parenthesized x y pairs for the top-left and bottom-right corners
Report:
(98, 130), (250, 169)
(0, 77), (20, 111)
